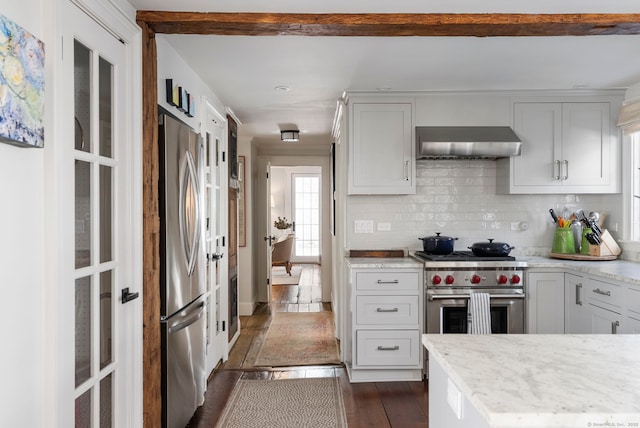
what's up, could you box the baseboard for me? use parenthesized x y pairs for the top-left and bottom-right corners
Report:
(239, 300), (257, 316)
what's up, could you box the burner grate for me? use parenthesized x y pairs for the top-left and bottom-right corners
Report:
(414, 250), (516, 262)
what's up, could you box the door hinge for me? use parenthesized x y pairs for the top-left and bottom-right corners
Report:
(222, 151), (226, 162)
(266, 172), (269, 179)
(222, 236), (226, 246)
(267, 278), (270, 285)
(222, 321), (226, 332)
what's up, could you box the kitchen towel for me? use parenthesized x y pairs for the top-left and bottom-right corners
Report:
(468, 292), (492, 334)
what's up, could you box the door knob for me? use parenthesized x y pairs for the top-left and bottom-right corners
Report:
(121, 287), (139, 304)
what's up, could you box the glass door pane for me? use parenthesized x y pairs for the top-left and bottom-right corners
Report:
(73, 37), (119, 428)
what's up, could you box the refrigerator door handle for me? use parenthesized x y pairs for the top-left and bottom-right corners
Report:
(179, 150), (202, 277)
(168, 302), (205, 334)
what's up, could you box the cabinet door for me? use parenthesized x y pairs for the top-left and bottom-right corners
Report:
(512, 103), (562, 188)
(564, 273), (589, 334)
(624, 316), (640, 334)
(588, 303), (622, 334)
(561, 103), (611, 187)
(526, 272), (565, 334)
(349, 103), (414, 195)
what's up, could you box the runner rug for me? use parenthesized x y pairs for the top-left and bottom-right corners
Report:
(271, 265), (302, 285)
(254, 312), (341, 367)
(214, 378), (347, 428)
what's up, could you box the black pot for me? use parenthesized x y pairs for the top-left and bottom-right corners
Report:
(419, 233), (458, 254)
(468, 239), (514, 257)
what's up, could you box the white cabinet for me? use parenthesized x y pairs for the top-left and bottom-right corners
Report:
(347, 265), (423, 382)
(497, 99), (621, 194)
(564, 273), (590, 334)
(588, 304), (623, 334)
(584, 277), (624, 334)
(348, 100), (415, 195)
(526, 272), (565, 334)
(626, 286), (640, 333)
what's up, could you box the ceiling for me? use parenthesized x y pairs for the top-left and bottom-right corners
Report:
(129, 0), (640, 148)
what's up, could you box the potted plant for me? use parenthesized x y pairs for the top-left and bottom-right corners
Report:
(274, 216), (292, 230)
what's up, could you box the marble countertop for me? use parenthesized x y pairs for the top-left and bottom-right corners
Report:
(344, 257), (423, 269)
(345, 253), (640, 285)
(522, 256), (640, 285)
(422, 334), (640, 427)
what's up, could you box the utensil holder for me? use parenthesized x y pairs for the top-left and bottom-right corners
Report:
(552, 228), (575, 254)
(588, 230), (622, 257)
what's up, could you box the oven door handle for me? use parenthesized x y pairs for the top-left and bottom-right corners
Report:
(427, 293), (525, 300)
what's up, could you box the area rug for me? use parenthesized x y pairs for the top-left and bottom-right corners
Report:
(254, 312), (341, 367)
(272, 265), (302, 285)
(214, 378), (347, 428)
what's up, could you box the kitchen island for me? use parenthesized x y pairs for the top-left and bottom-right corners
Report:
(422, 334), (640, 428)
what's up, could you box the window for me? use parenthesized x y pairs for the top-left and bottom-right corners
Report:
(293, 174), (320, 259)
(631, 133), (640, 241)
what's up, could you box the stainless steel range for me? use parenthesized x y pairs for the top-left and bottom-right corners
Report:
(412, 250), (528, 335)
(412, 250), (528, 378)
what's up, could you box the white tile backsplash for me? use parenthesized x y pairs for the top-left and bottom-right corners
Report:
(347, 159), (608, 256)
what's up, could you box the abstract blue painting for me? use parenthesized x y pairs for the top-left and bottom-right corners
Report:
(0, 14), (45, 148)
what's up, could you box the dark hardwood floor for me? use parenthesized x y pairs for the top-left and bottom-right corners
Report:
(187, 264), (429, 427)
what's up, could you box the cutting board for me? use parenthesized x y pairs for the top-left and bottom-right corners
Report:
(549, 252), (618, 261)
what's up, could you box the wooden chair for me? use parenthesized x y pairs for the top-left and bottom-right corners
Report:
(272, 235), (294, 275)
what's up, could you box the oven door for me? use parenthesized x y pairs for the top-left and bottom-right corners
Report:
(426, 289), (525, 334)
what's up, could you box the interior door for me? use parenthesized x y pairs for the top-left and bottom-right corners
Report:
(202, 99), (227, 371)
(66, 3), (135, 426)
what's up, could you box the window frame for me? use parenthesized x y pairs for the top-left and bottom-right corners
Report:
(621, 131), (640, 251)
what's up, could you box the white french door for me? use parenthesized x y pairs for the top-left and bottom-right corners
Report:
(291, 172), (321, 263)
(202, 99), (228, 371)
(60, 1), (139, 426)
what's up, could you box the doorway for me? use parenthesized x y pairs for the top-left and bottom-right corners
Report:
(256, 156), (332, 306)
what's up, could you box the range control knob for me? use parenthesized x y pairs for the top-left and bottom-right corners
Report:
(432, 275), (442, 285)
(445, 275), (455, 285)
(498, 274), (509, 284)
(511, 275), (521, 284)
(470, 274), (482, 284)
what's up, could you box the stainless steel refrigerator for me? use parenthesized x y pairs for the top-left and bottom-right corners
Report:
(159, 113), (207, 428)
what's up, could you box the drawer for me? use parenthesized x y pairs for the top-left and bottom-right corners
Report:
(628, 286), (640, 316)
(355, 271), (419, 291)
(587, 278), (623, 309)
(356, 295), (419, 325)
(355, 330), (421, 366)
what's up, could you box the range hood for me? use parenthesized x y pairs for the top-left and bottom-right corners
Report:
(416, 126), (522, 159)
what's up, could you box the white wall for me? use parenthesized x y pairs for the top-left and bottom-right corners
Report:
(0, 1), (45, 426)
(238, 138), (256, 315)
(156, 36), (226, 132)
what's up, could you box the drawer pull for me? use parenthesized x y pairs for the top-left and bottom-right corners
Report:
(376, 307), (399, 313)
(377, 345), (400, 351)
(377, 279), (399, 284)
(593, 288), (611, 297)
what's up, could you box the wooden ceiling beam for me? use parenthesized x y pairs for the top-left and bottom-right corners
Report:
(136, 12), (640, 37)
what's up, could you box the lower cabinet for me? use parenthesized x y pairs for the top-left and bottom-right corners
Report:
(346, 265), (423, 382)
(526, 272), (565, 334)
(564, 273), (590, 334)
(625, 316), (640, 334)
(588, 303), (623, 334)
(530, 270), (634, 335)
(626, 285), (640, 333)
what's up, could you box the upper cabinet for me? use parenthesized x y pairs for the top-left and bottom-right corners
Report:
(347, 98), (415, 195)
(497, 97), (622, 194)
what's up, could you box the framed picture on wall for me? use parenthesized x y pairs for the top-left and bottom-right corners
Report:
(0, 14), (45, 148)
